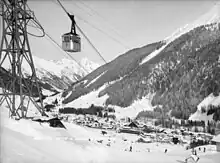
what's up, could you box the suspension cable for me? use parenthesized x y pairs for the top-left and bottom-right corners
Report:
(55, 0), (129, 50)
(25, 3), (45, 37)
(71, 0), (93, 17)
(26, 22), (87, 80)
(69, 0), (130, 49)
(44, 32), (90, 75)
(70, 10), (130, 50)
(26, 3), (90, 76)
(56, 0), (69, 15)
(27, 19), (45, 37)
(76, 0), (130, 48)
(56, 0), (107, 64)
(30, 27), (89, 80)
(75, 24), (107, 64)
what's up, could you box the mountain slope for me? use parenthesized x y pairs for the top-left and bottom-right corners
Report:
(57, 3), (220, 119)
(151, 28), (220, 119)
(62, 41), (165, 104)
(0, 66), (56, 97)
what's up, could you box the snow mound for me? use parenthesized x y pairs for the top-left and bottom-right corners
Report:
(112, 94), (154, 119)
(189, 111), (214, 123)
(197, 93), (220, 111)
(189, 93), (220, 123)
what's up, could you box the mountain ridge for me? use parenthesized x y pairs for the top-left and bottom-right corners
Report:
(2, 55), (100, 91)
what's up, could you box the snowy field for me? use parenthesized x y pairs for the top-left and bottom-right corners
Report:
(0, 101), (220, 163)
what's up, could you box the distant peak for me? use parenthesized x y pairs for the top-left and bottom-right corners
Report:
(193, 2), (220, 25)
(80, 57), (90, 64)
(79, 57), (100, 73)
(164, 2), (220, 43)
(56, 58), (76, 65)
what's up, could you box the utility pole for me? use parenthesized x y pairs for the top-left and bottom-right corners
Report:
(0, 0), (46, 119)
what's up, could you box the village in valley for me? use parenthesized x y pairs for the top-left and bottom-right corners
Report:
(1, 90), (220, 163)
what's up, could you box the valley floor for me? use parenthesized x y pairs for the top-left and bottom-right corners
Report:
(1, 107), (220, 163)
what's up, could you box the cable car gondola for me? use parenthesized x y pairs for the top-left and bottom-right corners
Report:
(62, 32), (81, 52)
(62, 14), (81, 52)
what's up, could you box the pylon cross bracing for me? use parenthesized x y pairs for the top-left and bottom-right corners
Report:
(0, 0), (46, 119)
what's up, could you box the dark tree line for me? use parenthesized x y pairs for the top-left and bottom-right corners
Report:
(59, 104), (115, 118)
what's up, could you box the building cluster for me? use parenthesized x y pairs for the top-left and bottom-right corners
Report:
(57, 113), (217, 150)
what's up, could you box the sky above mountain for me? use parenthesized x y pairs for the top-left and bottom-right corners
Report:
(0, 0), (219, 64)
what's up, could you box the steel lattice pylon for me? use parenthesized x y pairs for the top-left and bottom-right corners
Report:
(0, 0), (46, 119)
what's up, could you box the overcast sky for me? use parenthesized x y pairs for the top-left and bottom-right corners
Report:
(1, 0), (218, 64)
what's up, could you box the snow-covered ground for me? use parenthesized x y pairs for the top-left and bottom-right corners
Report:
(63, 85), (109, 108)
(112, 95), (154, 119)
(1, 101), (220, 163)
(197, 94), (220, 110)
(189, 93), (220, 123)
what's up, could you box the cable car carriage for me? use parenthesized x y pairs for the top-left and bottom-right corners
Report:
(62, 32), (81, 52)
(62, 14), (81, 52)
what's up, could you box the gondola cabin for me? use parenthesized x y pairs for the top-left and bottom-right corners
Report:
(62, 33), (81, 52)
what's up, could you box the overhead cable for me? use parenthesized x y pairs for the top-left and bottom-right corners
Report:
(56, 0), (107, 64)
(77, 0), (130, 49)
(26, 2), (90, 77)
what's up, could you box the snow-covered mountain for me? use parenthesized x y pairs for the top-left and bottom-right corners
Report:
(55, 57), (100, 78)
(79, 58), (101, 74)
(2, 55), (100, 91)
(52, 3), (220, 119)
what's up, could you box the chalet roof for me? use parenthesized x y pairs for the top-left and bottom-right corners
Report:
(212, 134), (220, 142)
(127, 121), (139, 128)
